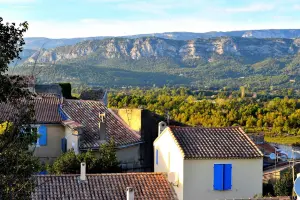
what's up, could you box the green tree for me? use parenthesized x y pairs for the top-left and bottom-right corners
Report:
(274, 169), (294, 196)
(49, 140), (120, 174)
(48, 150), (97, 174)
(0, 17), (41, 199)
(91, 139), (120, 173)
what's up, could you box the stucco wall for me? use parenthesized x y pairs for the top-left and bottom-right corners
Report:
(183, 159), (263, 200)
(65, 126), (80, 154)
(34, 124), (65, 163)
(154, 129), (184, 200)
(116, 145), (140, 164)
(92, 144), (141, 170)
(117, 109), (142, 132)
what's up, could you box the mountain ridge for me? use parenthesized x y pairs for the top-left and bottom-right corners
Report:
(14, 36), (300, 89)
(24, 29), (300, 50)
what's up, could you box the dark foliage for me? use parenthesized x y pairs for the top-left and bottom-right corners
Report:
(48, 140), (121, 174)
(59, 83), (73, 99)
(0, 17), (41, 199)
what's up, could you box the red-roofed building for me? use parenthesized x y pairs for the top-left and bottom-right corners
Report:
(154, 126), (263, 200)
(0, 95), (144, 169)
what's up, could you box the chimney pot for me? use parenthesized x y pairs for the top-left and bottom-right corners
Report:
(80, 162), (86, 181)
(158, 121), (167, 135)
(126, 187), (134, 200)
(99, 113), (106, 141)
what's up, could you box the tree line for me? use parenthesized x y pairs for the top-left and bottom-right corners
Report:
(109, 87), (300, 137)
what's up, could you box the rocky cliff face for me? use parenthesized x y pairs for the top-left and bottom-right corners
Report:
(25, 37), (300, 65)
(24, 29), (300, 49)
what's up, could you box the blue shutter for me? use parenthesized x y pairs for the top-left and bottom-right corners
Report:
(214, 164), (224, 190)
(38, 125), (47, 146)
(156, 149), (158, 165)
(61, 138), (67, 153)
(224, 164), (232, 190)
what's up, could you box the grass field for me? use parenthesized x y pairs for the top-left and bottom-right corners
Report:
(264, 136), (300, 145)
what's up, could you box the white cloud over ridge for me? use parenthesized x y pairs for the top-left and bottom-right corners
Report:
(224, 3), (274, 13)
(23, 18), (300, 38)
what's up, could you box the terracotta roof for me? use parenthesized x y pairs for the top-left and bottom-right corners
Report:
(34, 95), (61, 123)
(169, 126), (263, 159)
(62, 99), (141, 148)
(32, 173), (178, 200)
(0, 95), (61, 124)
(62, 120), (83, 129)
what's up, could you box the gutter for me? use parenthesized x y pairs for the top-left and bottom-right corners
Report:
(80, 141), (144, 151)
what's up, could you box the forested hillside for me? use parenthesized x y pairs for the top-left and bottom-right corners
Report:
(12, 36), (300, 89)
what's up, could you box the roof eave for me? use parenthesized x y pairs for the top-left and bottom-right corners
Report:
(80, 141), (144, 151)
(183, 156), (264, 160)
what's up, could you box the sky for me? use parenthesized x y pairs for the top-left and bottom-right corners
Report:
(1, 0), (300, 38)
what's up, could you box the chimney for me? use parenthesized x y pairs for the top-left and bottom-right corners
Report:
(99, 113), (106, 141)
(126, 187), (134, 200)
(60, 95), (64, 105)
(102, 90), (108, 107)
(158, 121), (167, 135)
(80, 162), (86, 181)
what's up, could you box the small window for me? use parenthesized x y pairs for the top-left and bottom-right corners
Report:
(156, 149), (158, 165)
(213, 164), (232, 191)
(61, 138), (67, 153)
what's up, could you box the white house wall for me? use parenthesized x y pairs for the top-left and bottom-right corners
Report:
(183, 159), (263, 200)
(65, 127), (80, 154)
(154, 130), (184, 200)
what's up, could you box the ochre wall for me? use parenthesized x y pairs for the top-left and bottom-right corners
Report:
(34, 124), (65, 163)
(117, 109), (142, 132)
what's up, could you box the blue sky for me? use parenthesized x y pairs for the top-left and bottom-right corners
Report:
(1, 0), (300, 38)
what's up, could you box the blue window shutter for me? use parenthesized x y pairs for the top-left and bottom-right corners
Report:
(156, 149), (158, 165)
(224, 164), (232, 190)
(61, 138), (67, 153)
(38, 125), (47, 146)
(214, 164), (224, 190)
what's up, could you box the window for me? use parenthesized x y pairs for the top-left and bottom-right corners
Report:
(156, 149), (158, 165)
(61, 138), (67, 153)
(38, 125), (47, 146)
(213, 164), (232, 191)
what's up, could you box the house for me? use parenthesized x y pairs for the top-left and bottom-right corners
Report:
(60, 99), (142, 167)
(31, 163), (178, 200)
(112, 108), (184, 171)
(154, 126), (263, 200)
(0, 94), (144, 169)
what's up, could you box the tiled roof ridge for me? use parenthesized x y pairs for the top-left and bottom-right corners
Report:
(168, 127), (186, 158)
(108, 108), (141, 139)
(35, 172), (166, 177)
(170, 126), (241, 129)
(64, 99), (102, 103)
(237, 127), (264, 157)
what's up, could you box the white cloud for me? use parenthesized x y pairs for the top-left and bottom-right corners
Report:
(0, 0), (34, 3)
(293, 4), (300, 10)
(224, 3), (274, 13)
(22, 17), (300, 38)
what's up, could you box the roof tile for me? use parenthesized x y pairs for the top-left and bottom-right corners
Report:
(32, 173), (178, 200)
(62, 100), (141, 148)
(169, 126), (263, 159)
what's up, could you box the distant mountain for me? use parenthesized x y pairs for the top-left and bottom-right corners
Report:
(24, 29), (300, 49)
(16, 36), (300, 89)
(23, 37), (300, 64)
